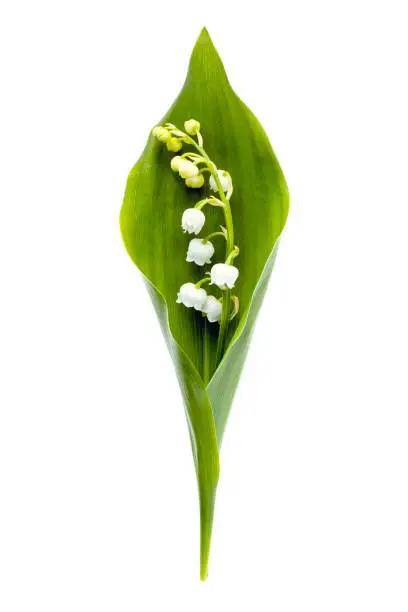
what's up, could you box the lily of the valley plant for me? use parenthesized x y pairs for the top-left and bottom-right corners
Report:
(154, 119), (240, 369)
(120, 28), (289, 580)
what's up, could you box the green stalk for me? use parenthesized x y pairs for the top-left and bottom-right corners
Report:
(186, 137), (234, 250)
(215, 289), (230, 364)
(182, 133), (236, 578)
(185, 135), (235, 367)
(203, 318), (210, 385)
(199, 486), (216, 581)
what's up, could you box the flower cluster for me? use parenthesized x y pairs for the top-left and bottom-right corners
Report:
(152, 119), (239, 326)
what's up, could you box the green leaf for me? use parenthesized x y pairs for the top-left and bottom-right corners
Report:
(120, 27), (289, 579)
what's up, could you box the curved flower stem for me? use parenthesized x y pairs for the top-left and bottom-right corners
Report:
(194, 198), (211, 210)
(196, 277), (211, 288)
(182, 136), (234, 252)
(183, 134), (236, 366)
(202, 231), (226, 243)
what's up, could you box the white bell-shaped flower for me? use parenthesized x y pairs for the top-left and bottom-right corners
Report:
(209, 169), (231, 193)
(186, 239), (214, 266)
(181, 208), (205, 234)
(178, 159), (199, 179)
(202, 296), (222, 323)
(210, 263), (239, 289)
(176, 283), (207, 310)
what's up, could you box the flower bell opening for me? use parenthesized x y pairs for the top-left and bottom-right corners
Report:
(202, 296), (222, 323)
(176, 283), (207, 310)
(186, 238), (215, 266)
(182, 208), (206, 234)
(210, 263), (239, 289)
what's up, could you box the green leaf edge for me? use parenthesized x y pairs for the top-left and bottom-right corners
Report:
(207, 239), (282, 444)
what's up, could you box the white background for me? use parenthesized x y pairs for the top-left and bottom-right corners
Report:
(1, 0), (407, 610)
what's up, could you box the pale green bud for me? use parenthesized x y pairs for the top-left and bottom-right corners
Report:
(178, 159), (199, 179)
(185, 174), (204, 189)
(170, 156), (183, 172)
(167, 138), (183, 152)
(152, 126), (171, 143)
(184, 119), (201, 135)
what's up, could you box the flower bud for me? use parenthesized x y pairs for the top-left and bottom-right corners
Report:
(178, 159), (199, 179)
(186, 238), (214, 266)
(176, 283), (207, 310)
(202, 296), (222, 323)
(152, 126), (171, 143)
(181, 208), (205, 234)
(209, 169), (232, 193)
(210, 263), (239, 289)
(184, 119), (201, 135)
(185, 174), (204, 189)
(166, 138), (182, 152)
(170, 156), (183, 172)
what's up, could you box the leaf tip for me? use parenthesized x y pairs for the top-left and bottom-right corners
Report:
(192, 26), (215, 54)
(189, 27), (228, 84)
(197, 26), (211, 42)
